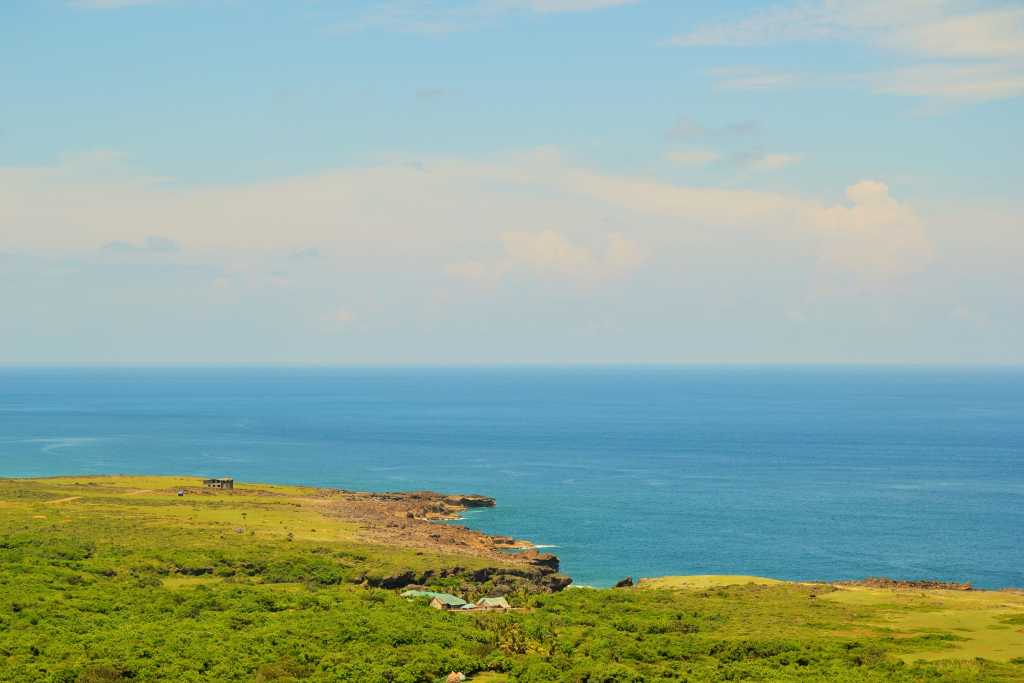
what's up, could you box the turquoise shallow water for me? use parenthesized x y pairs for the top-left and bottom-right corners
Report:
(1, 366), (1021, 588)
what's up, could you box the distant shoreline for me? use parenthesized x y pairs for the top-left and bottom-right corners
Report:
(3, 473), (1018, 593)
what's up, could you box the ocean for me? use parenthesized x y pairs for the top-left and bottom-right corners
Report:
(1, 366), (1021, 588)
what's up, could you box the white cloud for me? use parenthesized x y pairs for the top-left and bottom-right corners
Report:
(0, 148), (930, 285)
(747, 153), (802, 171)
(870, 62), (1024, 101)
(4, 150), (1022, 363)
(321, 308), (356, 325)
(670, 1), (961, 48)
(666, 149), (721, 166)
(448, 230), (645, 284)
(336, 0), (637, 34)
(673, 1), (1024, 103)
(706, 66), (803, 92)
(886, 7), (1024, 59)
(806, 180), (932, 278)
(666, 117), (759, 141)
(502, 229), (597, 277)
(702, 61), (1024, 103)
(671, 2), (839, 47)
(445, 260), (490, 282)
(604, 233), (645, 272)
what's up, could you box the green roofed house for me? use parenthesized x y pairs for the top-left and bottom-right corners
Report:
(400, 590), (468, 610)
(429, 594), (469, 610)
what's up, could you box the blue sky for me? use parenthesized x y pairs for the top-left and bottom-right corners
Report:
(2, 0), (1023, 363)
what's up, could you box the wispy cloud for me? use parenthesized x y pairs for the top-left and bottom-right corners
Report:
(706, 66), (803, 92)
(666, 149), (721, 166)
(746, 153), (802, 172)
(101, 235), (181, 254)
(335, 0), (638, 34)
(447, 230), (646, 284)
(670, 1), (962, 49)
(72, 0), (166, 8)
(884, 6), (1024, 59)
(870, 61), (1024, 102)
(704, 61), (1024, 103)
(667, 117), (759, 142)
(673, 1), (1024, 103)
(1, 147), (936, 283)
(75, 0), (638, 23)
(664, 117), (800, 173)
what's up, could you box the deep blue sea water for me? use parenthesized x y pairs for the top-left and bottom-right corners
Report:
(1, 366), (1021, 588)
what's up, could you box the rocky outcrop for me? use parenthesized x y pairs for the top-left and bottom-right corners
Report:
(443, 494), (496, 508)
(521, 551), (560, 572)
(614, 576), (634, 588)
(371, 570), (417, 589)
(314, 488), (572, 594)
(541, 573), (574, 592)
(490, 535), (534, 550)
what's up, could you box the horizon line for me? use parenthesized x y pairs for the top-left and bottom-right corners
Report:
(2, 361), (1022, 370)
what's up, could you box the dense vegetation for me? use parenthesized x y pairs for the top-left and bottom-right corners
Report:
(1, 477), (1022, 682)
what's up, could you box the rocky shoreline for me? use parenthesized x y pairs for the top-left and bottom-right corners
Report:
(309, 488), (573, 594)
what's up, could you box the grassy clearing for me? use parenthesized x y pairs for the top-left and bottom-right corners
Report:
(1, 476), (1022, 682)
(821, 586), (1024, 663)
(638, 575), (786, 590)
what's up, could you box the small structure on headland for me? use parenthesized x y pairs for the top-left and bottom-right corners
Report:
(203, 477), (234, 490)
(468, 596), (510, 610)
(402, 590), (511, 611)
(402, 590), (469, 610)
(430, 594), (470, 610)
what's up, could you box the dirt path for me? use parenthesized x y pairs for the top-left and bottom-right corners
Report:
(125, 489), (153, 496)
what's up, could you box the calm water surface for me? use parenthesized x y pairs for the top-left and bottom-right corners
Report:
(1, 366), (1021, 588)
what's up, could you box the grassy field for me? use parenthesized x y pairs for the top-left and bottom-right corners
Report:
(637, 576), (786, 590)
(820, 586), (1024, 663)
(1, 476), (1023, 682)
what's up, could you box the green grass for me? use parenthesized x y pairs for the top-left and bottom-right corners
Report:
(637, 575), (786, 590)
(820, 586), (1024, 663)
(1, 476), (1023, 682)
